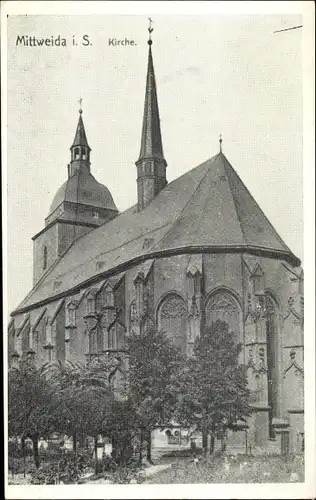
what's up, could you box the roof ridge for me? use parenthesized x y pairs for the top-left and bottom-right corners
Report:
(222, 154), (248, 247)
(150, 155), (220, 252)
(223, 155), (292, 254)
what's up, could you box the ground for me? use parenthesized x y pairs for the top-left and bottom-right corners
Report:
(8, 452), (304, 485)
(144, 453), (305, 484)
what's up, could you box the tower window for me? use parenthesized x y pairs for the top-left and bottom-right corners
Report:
(74, 147), (80, 160)
(43, 245), (48, 270)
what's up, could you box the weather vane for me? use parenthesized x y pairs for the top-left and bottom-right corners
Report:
(219, 134), (223, 153)
(148, 17), (154, 44)
(78, 97), (83, 113)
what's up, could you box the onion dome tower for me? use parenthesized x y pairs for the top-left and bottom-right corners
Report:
(32, 105), (118, 286)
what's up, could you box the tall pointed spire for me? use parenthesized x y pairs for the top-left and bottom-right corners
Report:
(136, 21), (167, 211)
(69, 105), (91, 176)
(138, 37), (165, 161)
(71, 106), (90, 150)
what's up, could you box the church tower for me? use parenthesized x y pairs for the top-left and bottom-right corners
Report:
(69, 108), (91, 176)
(32, 107), (118, 286)
(136, 25), (167, 211)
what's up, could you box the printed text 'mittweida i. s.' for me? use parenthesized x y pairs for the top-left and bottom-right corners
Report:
(15, 35), (137, 47)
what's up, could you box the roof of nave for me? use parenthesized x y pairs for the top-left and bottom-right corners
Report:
(12, 152), (300, 315)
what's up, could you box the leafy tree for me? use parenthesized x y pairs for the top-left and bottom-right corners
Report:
(8, 359), (56, 468)
(48, 358), (118, 471)
(125, 325), (183, 463)
(174, 320), (253, 454)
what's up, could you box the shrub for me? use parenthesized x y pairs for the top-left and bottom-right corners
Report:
(30, 451), (93, 484)
(8, 440), (22, 459)
(101, 455), (117, 472)
(38, 441), (63, 461)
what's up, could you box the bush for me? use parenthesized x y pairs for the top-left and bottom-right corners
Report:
(101, 455), (117, 472)
(8, 440), (22, 459)
(8, 438), (33, 459)
(111, 465), (144, 484)
(30, 452), (93, 484)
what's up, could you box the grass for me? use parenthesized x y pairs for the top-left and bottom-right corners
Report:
(8, 452), (305, 485)
(145, 454), (305, 484)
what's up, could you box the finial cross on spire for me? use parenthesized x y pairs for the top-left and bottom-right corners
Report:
(219, 134), (223, 153)
(78, 97), (83, 114)
(148, 17), (154, 45)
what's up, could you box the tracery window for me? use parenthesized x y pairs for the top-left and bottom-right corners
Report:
(205, 290), (241, 340)
(158, 294), (188, 353)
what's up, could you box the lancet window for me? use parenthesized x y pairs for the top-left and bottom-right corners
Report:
(205, 290), (241, 340)
(157, 294), (188, 353)
(265, 294), (280, 438)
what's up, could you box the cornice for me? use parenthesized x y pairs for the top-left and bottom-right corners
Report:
(11, 244), (300, 317)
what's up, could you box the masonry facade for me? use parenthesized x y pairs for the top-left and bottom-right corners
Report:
(8, 36), (304, 455)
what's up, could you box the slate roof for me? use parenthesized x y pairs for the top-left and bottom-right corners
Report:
(71, 111), (90, 149)
(49, 169), (118, 214)
(12, 152), (300, 315)
(137, 45), (165, 163)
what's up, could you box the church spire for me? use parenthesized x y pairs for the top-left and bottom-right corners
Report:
(70, 104), (91, 176)
(136, 21), (167, 211)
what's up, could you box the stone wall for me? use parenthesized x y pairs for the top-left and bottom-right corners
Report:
(9, 250), (304, 453)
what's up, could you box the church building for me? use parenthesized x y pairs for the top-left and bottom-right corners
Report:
(8, 31), (304, 455)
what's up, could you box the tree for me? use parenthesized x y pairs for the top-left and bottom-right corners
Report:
(125, 325), (182, 463)
(8, 359), (56, 468)
(174, 320), (253, 455)
(48, 358), (118, 472)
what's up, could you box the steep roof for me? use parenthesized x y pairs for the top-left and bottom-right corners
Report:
(12, 152), (300, 315)
(49, 169), (118, 214)
(71, 111), (90, 149)
(137, 45), (165, 163)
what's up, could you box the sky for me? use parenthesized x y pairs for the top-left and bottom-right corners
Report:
(6, 13), (303, 314)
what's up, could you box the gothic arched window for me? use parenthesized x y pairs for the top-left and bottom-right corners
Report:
(265, 294), (280, 438)
(74, 147), (80, 160)
(158, 294), (188, 353)
(43, 245), (48, 270)
(205, 290), (241, 341)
